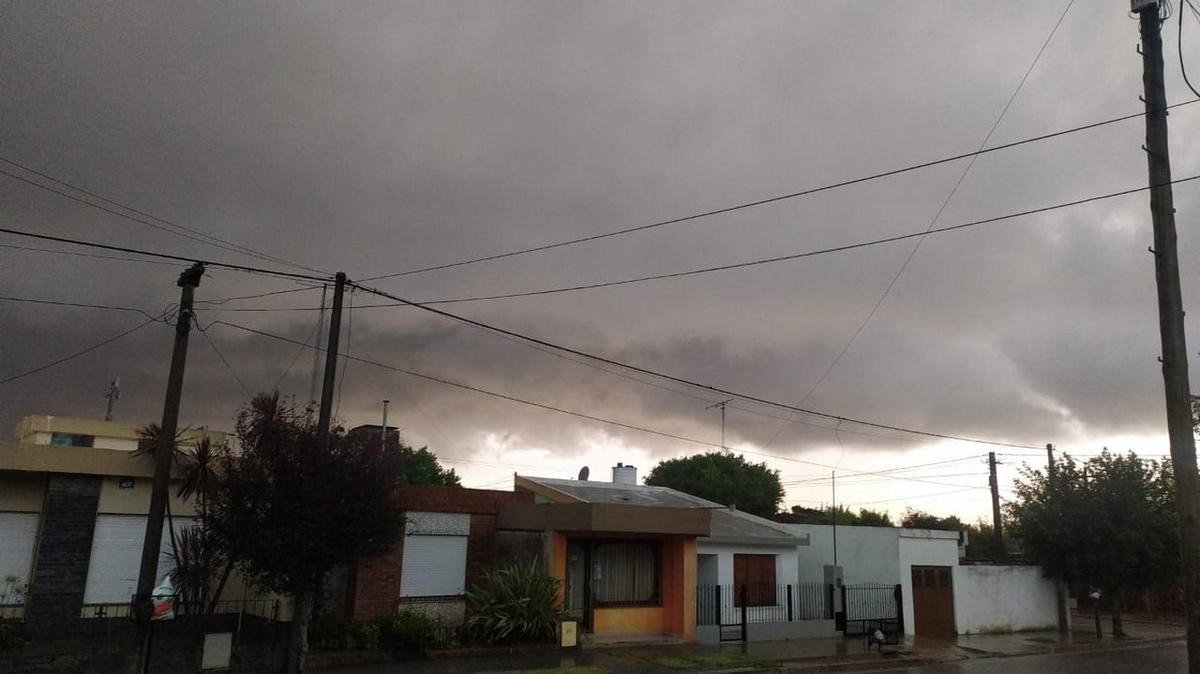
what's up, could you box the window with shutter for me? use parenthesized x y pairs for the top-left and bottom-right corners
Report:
(732, 554), (777, 606)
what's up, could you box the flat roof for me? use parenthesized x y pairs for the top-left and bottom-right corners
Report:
(516, 475), (721, 509)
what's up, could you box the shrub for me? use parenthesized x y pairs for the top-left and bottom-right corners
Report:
(350, 620), (380, 650)
(376, 608), (452, 653)
(465, 562), (561, 645)
(308, 613), (350, 651)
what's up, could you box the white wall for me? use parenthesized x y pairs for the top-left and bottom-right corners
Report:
(953, 565), (1060, 634)
(695, 541), (802, 624)
(785, 524), (901, 585)
(897, 530), (960, 636)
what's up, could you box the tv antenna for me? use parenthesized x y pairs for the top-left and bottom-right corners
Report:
(705, 400), (732, 452)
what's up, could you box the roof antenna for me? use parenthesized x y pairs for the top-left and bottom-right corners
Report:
(577, 466), (590, 481)
(104, 377), (121, 421)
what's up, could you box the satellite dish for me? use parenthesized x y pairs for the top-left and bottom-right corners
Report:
(577, 466), (590, 481)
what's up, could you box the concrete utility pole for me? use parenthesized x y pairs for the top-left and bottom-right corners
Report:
(831, 470), (838, 566)
(134, 262), (203, 671)
(289, 271), (346, 674)
(988, 452), (1004, 557)
(381, 399), (390, 453)
(1136, 3), (1200, 669)
(1047, 443), (1069, 633)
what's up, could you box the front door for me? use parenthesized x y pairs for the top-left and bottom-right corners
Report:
(565, 541), (592, 631)
(911, 566), (955, 638)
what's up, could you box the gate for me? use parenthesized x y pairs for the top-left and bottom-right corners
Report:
(840, 583), (903, 637)
(697, 585), (747, 641)
(911, 566), (955, 638)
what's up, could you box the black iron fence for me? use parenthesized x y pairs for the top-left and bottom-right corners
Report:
(840, 583), (902, 636)
(79, 596), (286, 621)
(696, 583), (827, 626)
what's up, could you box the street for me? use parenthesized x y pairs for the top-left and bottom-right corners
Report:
(877, 641), (1187, 673)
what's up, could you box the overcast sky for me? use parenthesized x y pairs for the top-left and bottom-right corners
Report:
(3, 1), (1199, 521)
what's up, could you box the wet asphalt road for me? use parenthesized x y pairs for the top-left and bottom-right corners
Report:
(876, 641), (1186, 673)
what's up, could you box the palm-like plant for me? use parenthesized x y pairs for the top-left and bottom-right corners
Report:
(465, 562), (561, 645)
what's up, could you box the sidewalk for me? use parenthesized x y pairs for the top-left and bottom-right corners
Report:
(328, 620), (1186, 673)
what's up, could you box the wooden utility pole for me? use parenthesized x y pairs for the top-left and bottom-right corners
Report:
(288, 271), (346, 674)
(134, 262), (204, 672)
(1137, 3), (1200, 669)
(1047, 443), (1069, 632)
(988, 452), (1004, 557)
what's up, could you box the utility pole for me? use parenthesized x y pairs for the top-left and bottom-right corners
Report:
(988, 452), (1005, 558)
(1047, 443), (1069, 632)
(706, 399), (731, 452)
(1136, 3), (1200, 669)
(288, 271), (346, 674)
(831, 470), (838, 566)
(134, 262), (203, 671)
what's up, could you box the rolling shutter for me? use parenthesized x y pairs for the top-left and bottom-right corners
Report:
(0, 512), (39, 597)
(399, 511), (469, 598)
(83, 515), (193, 604)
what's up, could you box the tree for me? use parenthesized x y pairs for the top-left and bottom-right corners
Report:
(855, 508), (894, 527)
(393, 441), (461, 486)
(772, 504), (892, 526)
(1007, 450), (1178, 637)
(899, 508), (963, 531)
(208, 394), (404, 672)
(644, 452), (783, 517)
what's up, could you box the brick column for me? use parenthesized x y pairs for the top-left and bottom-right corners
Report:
(24, 474), (101, 635)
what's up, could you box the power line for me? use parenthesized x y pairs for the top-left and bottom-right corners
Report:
(0, 242), (179, 267)
(843, 487), (981, 508)
(0, 226), (333, 283)
(347, 281), (1065, 451)
(210, 319), (730, 450)
(0, 314), (167, 385)
(0, 160), (322, 273)
(196, 321), (252, 398)
(762, 0), (1075, 450)
(360, 100), (1199, 282)
(0, 295), (163, 321)
(393, 175), (1200, 304)
(1180, 0), (1200, 99)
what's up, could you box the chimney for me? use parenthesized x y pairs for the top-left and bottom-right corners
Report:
(612, 462), (637, 485)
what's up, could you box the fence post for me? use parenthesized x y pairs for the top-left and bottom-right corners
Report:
(826, 584), (834, 620)
(894, 584), (904, 636)
(714, 585), (721, 626)
(787, 584), (794, 622)
(837, 584), (848, 632)
(739, 585), (747, 642)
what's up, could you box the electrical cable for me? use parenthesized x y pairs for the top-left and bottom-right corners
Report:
(0, 295), (162, 321)
(397, 175), (1199, 305)
(196, 320), (252, 398)
(761, 0), (1075, 451)
(0, 242), (179, 267)
(343, 285), (1080, 451)
(0, 314), (168, 385)
(0, 160), (323, 273)
(360, 99), (1199, 282)
(273, 306), (328, 393)
(0, 226), (334, 283)
(209, 319), (730, 450)
(1180, 0), (1200, 99)
(842, 487), (982, 508)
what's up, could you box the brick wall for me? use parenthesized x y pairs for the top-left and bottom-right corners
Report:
(23, 474), (100, 636)
(348, 486), (533, 622)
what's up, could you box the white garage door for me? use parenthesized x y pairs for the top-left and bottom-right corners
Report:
(0, 512), (39, 601)
(400, 536), (468, 597)
(83, 515), (194, 604)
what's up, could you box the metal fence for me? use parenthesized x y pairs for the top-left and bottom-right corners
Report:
(80, 596), (285, 621)
(697, 583), (827, 626)
(841, 583), (902, 636)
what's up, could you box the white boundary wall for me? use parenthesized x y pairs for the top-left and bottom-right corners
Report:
(953, 564), (1061, 634)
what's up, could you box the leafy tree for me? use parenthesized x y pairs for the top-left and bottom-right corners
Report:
(899, 507), (963, 531)
(208, 394), (404, 672)
(394, 442), (461, 486)
(854, 508), (894, 527)
(1007, 450), (1177, 637)
(645, 452), (783, 517)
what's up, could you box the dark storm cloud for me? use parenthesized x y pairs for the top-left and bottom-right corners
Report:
(4, 0), (1200, 470)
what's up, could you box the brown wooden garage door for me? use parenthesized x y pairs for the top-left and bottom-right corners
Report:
(911, 566), (955, 638)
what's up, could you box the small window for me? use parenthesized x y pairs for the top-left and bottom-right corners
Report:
(733, 554), (777, 606)
(592, 541), (659, 606)
(50, 433), (94, 447)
